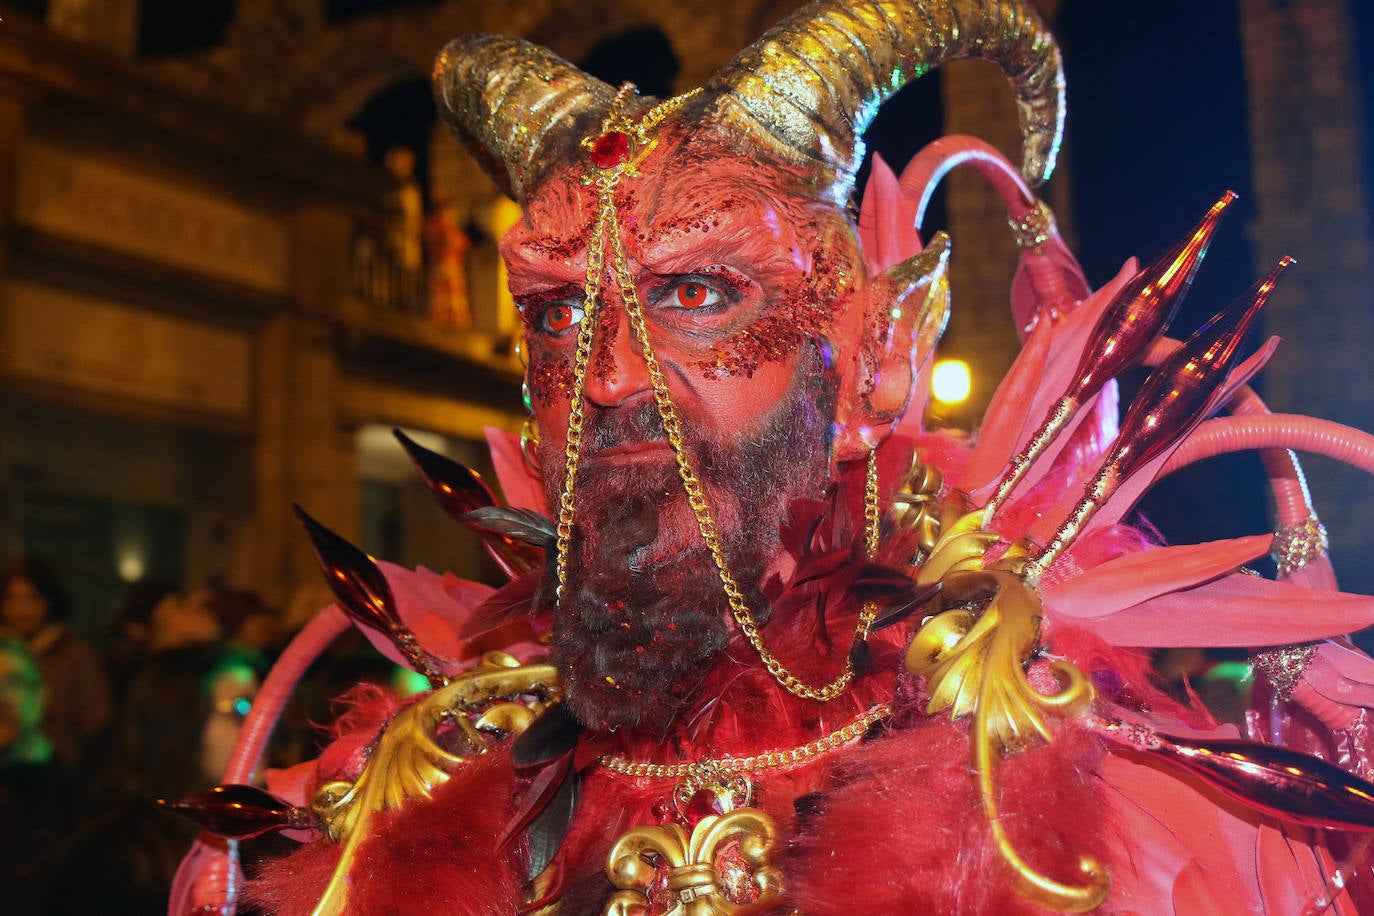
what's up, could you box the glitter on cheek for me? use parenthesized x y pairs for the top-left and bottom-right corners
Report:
(527, 356), (574, 406)
(690, 245), (848, 379)
(694, 314), (803, 379)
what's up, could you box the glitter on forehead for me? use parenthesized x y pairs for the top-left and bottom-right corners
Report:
(525, 231), (592, 263)
(505, 167), (598, 270)
(629, 192), (751, 251)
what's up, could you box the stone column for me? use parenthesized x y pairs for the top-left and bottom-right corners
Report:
(0, 84), (31, 275)
(0, 90), (24, 555)
(250, 199), (359, 607)
(1238, 0), (1374, 592)
(251, 313), (356, 609)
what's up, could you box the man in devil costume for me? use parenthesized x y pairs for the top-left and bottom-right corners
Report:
(167, 2), (1374, 913)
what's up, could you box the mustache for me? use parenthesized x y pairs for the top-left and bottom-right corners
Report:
(585, 401), (669, 455)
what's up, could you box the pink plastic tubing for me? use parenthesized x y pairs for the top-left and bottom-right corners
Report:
(1162, 413), (1374, 485)
(1144, 342), (1374, 738)
(1293, 680), (1361, 732)
(898, 135), (1074, 308)
(1146, 337), (1319, 531)
(225, 603), (351, 783)
(183, 604), (351, 913)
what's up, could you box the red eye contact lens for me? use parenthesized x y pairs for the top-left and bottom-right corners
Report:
(677, 283), (708, 308)
(547, 305), (575, 331)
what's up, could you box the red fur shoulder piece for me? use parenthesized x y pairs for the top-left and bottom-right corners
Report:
(245, 747), (524, 916)
(779, 718), (1105, 915)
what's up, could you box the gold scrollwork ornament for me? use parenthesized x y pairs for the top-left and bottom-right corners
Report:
(308, 653), (561, 916)
(906, 506), (1107, 913)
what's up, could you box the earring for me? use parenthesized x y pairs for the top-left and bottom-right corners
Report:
(519, 377), (544, 477)
(520, 414), (544, 478)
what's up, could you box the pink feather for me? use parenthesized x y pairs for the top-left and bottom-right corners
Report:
(857, 152), (923, 276)
(1063, 573), (1374, 648)
(1041, 534), (1273, 620)
(346, 562), (494, 673)
(484, 425), (548, 515)
(968, 259), (1138, 504)
(962, 315), (1054, 493)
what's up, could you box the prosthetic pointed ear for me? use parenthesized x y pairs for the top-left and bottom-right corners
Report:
(835, 233), (950, 461)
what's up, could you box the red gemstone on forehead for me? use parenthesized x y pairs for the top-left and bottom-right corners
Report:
(590, 131), (631, 168)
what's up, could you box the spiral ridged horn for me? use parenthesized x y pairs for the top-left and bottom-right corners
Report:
(709, 0), (1064, 192)
(433, 36), (618, 199)
(435, 0), (1063, 200)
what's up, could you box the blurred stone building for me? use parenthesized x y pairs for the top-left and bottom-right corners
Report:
(0, 0), (1371, 636)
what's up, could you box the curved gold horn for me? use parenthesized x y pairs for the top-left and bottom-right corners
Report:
(708, 0), (1064, 192)
(433, 35), (618, 199)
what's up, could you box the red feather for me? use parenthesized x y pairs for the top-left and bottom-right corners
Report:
(245, 748), (524, 916)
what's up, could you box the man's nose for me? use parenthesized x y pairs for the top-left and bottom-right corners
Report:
(583, 305), (653, 407)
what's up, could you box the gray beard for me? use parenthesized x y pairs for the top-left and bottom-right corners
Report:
(542, 343), (836, 731)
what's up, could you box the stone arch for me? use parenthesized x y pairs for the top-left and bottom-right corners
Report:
(579, 26), (679, 98)
(290, 47), (430, 141)
(524, 3), (657, 66)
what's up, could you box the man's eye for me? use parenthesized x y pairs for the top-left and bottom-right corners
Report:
(542, 302), (586, 333)
(672, 280), (722, 310)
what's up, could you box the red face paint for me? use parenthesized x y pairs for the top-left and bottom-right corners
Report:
(502, 139), (872, 468)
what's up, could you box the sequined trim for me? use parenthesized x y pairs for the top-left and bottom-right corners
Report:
(1254, 643), (1318, 700)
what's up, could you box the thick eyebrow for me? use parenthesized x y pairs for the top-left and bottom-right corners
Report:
(636, 210), (808, 280)
(504, 186), (812, 287)
(503, 240), (587, 290)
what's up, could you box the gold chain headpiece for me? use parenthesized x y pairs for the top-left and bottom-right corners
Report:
(551, 84), (879, 702)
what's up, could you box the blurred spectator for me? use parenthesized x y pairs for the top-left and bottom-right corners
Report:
(386, 145), (425, 313)
(0, 638), (127, 914)
(0, 636), (52, 766)
(0, 555), (113, 770)
(148, 586), (220, 653)
(107, 577), (179, 695)
(1, 636), (65, 914)
(424, 197), (472, 327)
(105, 586), (265, 905)
(199, 585), (283, 657)
(126, 585), (263, 790)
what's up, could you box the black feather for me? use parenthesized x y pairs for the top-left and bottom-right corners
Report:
(524, 764), (580, 879)
(511, 702), (584, 768)
(460, 506), (557, 551)
(869, 581), (941, 631)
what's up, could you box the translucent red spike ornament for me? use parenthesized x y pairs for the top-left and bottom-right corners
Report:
(294, 505), (447, 687)
(158, 784), (314, 840)
(393, 429), (542, 578)
(1027, 257), (1295, 582)
(1096, 719), (1374, 832)
(983, 192), (1238, 523)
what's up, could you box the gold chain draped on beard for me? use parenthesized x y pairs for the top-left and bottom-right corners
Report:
(550, 84), (880, 704)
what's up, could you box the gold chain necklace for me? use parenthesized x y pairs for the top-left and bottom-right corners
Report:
(599, 704), (890, 784)
(553, 84), (880, 703)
